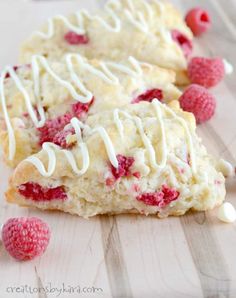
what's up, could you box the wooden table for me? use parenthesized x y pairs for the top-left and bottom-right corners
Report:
(0, 1), (236, 297)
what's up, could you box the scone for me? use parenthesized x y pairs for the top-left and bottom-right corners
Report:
(0, 54), (181, 167)
(20, 0), (193, 85)
(6, 100), (225, 218)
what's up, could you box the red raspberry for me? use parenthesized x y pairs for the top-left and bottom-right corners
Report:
(72, 97), (94, 118)
(18, 182), (67, 202)
(53, 127), (75, 149)
(188, 57), (225, 88)
(111, 154), (135, 180)
(185, 8), (211, 36)
(171, 30), (193, 58)
(132, 89), (163, 104)
(64, 31), (89, 45)
(179, 84), (216, 124)
(38, 112), (73, 146)
(1, 217), (50, 261)
(136, 185), (179, 207)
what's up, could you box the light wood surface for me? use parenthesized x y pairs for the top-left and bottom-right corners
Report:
(0, 0), (236, 297)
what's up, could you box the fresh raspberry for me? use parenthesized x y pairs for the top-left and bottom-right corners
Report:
(136, 185), (179, 207)
(132, 89), (163, 103)
(185, 7), (211, 36)
(18, 182), (67, 202)
(64, 31), (89, 45)
(171, 30), (193, 58)
(71, 97), (94, 118)
(179, 84), (216, 124)
(111, 154), (135, 180)
(188, 57), (225, 88)
(1, 217), (50, 261)
(37, 112), (72, 146)
(53, 127), (75, 149)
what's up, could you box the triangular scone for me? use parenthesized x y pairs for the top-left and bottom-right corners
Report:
(0, 54), (180, 167)
(7, 101), (225, 218)
(20, 0), (193, 85)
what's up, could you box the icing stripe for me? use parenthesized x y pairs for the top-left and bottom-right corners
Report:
(25, 101), (196, 178)
(0, 54), (144, 160)
(113, 100), (168, 169)
(33, 0), (168, 39)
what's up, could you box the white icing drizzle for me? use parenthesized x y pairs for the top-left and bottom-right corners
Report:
(25, 100), (196, 178)
(26, 116), (118, 176)
(33, 0), (167, 39)
(0, 54), (144, 161)
(159, 102), (196, 173)
(113, 100), (167, 169)
(34, 4), (121, 39)
(75, 6), (121, 33)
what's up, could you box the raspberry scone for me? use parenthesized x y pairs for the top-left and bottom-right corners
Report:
(6, 100), (225, 218)
(20, 0), (193, 85)
(0, 54), (181, 168)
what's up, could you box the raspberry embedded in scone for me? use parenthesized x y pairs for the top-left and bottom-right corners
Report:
(6, 101), (225, 218)
(0, 54), (181, 167)
(20, 0), (193, 85)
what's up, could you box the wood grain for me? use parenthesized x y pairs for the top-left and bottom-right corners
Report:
(0, 1), (236, 297)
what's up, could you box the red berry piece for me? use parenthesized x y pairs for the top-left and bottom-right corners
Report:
(64, 31), (89, 45)
(188, 57), (225, 88)
(71, 97), (94, 118)
(171, 30), (193, 58)
(179, 84), (216, 124)
(136, 185), (179, 207)
(132, 89), (163, 104)
(1, 217), (50, 261)
(111, 154), (135, 180)
(185, 7), (211, 36)
(37, 112), (73, 146)
(18, 182), (67, 202)
(53, 127), (75, 149)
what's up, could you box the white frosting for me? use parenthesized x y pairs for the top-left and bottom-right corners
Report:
(160, 102), (196, 173)
(217, 202), (236, 223)
(25, 100), (196, 178)
(33, 0), (168, 39)
(34, 4), (121, 39)
(223, 59), (234, 75)
(0, 54), (144, 161)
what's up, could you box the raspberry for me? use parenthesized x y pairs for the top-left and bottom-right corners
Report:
(171, 30), (193, 58)
(53, 127), (75, 149)
(72, 97), (94, 118)
(132, 89), (163, 103)
(38, 112), (72, 146)
(179, 84), (216, 124)
(18, 182), (67, 202)
(1, 217), (50, 261)
(111, 154), (135, 179)
(64, 31), (89, 45)
(188, 57), (225, 88)
(136, 185), (179, 207)
(185, 8), (211, 36)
